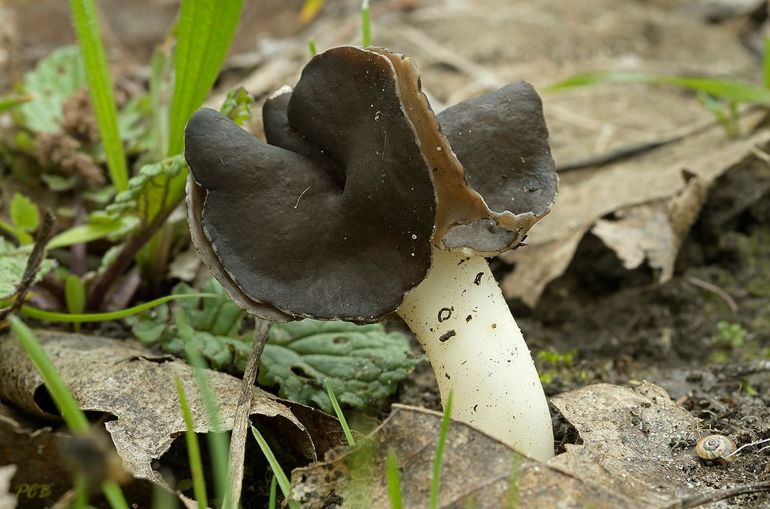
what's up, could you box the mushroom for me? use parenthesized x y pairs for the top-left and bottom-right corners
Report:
(185, 46), (557, 460)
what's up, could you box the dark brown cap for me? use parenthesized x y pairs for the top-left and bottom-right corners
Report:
(185, 47), (436, 322)
(185, 46), (557, 322)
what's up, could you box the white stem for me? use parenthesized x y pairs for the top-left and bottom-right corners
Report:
(397, 248), (554, 461)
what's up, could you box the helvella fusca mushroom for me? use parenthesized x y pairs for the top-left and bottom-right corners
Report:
(185, 46), (558, 460)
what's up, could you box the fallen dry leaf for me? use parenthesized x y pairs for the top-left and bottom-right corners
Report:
(502, 125), (770, 304)
(0, 330), (323, 487)
(590, 170), (709, 282)
(290, 404), (640, 509)
(550, 382), (703, 507)
(292, 383), (766, 508)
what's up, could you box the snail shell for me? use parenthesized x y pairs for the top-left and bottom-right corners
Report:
(695, 434), (736, 464)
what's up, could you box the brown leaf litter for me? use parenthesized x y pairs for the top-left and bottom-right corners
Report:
(0, 330), (341, 495)
(292, 382), (769, 508)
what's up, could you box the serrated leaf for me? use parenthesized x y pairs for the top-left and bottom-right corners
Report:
(0, 239), (55, 299)
(259, 320), (419, 413)
(10, 193), (40, 233)
(104, 155), (187, 221)
(18, 46), (85, 133)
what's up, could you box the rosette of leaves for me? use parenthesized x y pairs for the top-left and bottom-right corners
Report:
(130, 279), (420, 412)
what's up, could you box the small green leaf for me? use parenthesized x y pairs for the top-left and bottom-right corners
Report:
(82, 185), (115, 205)
(10, 193), (40, 233)
(0, 219), (31, 245)
(219, 87), (254, 126)
(47, 215), (138, 250)
(41, 174), (80, 192)
(0, 239), (55, 299)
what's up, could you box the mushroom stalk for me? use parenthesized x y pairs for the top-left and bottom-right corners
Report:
(397, 247), (554, 461)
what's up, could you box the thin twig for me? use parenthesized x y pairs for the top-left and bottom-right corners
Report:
(685, 276), (738, 314)
(674, 480), (770, 508)
(223, 318), (271, 509)
(714, 360), (770, 381)
(0, 210), (55, 321)
(725, 437), (770, 459)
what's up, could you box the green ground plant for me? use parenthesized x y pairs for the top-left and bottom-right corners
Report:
(0, 0), (244, 318)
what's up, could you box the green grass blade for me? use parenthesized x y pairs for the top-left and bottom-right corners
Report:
(308, 38), (318, 57)
(268, 476), (277, 509)
(70, 0), (128, 191)
(325, 379), (356, 446)
(184, 349), (230, 508)
(16, 293), (217, 323)
(102, 480), (130, 509)
(546, 70), (770, 105)
(251, 426), (300, 509)
(168, 0), (244, 156)
(73, 474), (88, 509)
(386, 449), (403, 509)
(47, 220), (130, 250)
(175, 378), (208, 509)
(430, 391), (453, 509)
(361, 0), (372, 47)
(9, 316), (89, 433)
